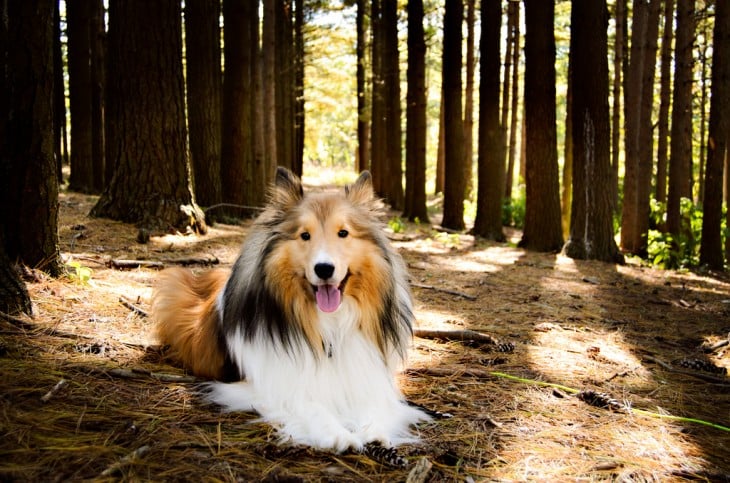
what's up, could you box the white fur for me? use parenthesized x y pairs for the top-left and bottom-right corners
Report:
(205, 299), (427, 452)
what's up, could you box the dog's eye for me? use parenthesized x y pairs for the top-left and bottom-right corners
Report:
(338, 229), (349, 238)
(300, 232), (311, 241)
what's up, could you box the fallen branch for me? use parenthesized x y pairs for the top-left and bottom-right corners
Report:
(410, 283), (476, 301)
(413, 328), (515, 352)
(414, 328), (498, 345)
(119, 296), (149, 318)
(108, 256), (219, 270)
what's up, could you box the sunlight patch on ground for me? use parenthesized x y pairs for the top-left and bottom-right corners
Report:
(528, 327), (653, 392)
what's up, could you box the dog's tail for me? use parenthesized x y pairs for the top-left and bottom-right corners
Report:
(151, 267), (230, 380)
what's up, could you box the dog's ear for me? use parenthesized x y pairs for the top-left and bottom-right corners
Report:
(272, 167), (303, 208)
(345, 171), (375, 206)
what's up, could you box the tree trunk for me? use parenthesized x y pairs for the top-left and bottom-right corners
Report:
(221, 0), (263, 214)
(185, 0), (223, 210)
(505, 1), (520, 201)
(92, 0), (206, 234)
(67, 0), (95, 193)
(370, 0), (385, 195)
(611, 0), (626, 211)
(263, 0), (278, 173)
(563, 0), (623, 264)
(463, 0), (476, 197)
(435, 93), (445, 194)
(0, 0), (63, 276)
(294, 0), (305, 176)
(441, 0), (466, 230)
(276, 1), (296, 174)
(404, 0), (429, 223)
(699, 0), (730, 269)
(666, 0), (695, 241)
(655, 0), (674, 206)
(697, 18), (711, 205)
(562, 58), (573, 239)
(356, 0), (370, 173)
(0, 242), (32, 316)
(472, 0), (504, 241)
(382, 0), (403, 210)
(621, 0), (661, 255)
(519, 0), (563, 252)
(90, 0), (106, 192)
(53, 1), (66, 183)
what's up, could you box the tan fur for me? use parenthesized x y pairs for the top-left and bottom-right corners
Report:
(151, 267), (229, 379)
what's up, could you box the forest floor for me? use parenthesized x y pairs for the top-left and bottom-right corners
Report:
(1, 181), (730, 482)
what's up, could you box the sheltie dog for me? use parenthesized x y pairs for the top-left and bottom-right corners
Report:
(151, 167), (427, 452)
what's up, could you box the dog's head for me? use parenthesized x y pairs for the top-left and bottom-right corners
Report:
(265, 167), (387, 315)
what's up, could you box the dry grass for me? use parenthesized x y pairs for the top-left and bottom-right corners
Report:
(1, 190), (729, 482)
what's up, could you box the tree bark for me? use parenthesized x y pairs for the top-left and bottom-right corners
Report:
(221, 0), (264, 213)
(655, 0), (674, 206)
(294, 0), (305, 175)
(0, 0), (63, 276)
(53, 1), (67, 183)
(666, 0), (695, 240)
(185, 0), (223, 211)
(67, 0), (95, 193)
(472, 0), (505, 241)
(356, 0), (370, 173)
(505, 1), (520, 202)
(563, 0), (623, 264)
(90, 0), (106, 192)
(611, 0), (626, 211)
(370, 0), (385, 195)
(463, 0), (476, 197)
(519, 0), (563, 252)
(382, 0), (404, 210)
(92, 0), (206, 234)
(441, 0), (466, 231)
(699, 0), (730, 269)
(404, 0), (429, 223)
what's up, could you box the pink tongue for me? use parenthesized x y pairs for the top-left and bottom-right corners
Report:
(316, 284), (341, 313)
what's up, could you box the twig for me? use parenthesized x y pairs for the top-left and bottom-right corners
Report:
(410, 283), (476, 301)
(99, 445), (152, 477)
(414, 328), (498, 345)
(119, 296), (149, 318)
(106, 367), (198, 383)
(702, 338), (729, 353)
(40, 379), (68, 403)
(643, 355), (730, 385)
(108, 259), (165, 270)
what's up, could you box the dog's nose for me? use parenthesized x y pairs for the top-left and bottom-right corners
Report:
(314, 263), (335, 280)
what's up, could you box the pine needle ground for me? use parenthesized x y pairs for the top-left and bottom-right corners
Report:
(1, 190), (729, 481)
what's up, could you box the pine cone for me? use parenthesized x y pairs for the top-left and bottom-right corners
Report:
(675, 358), (728, 375)
(576, 389), (625, 411)
(364, 442), (407, 468)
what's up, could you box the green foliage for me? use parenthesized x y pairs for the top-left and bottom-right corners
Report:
(646, 198), (710, 269)
(434, 231), (461, 249)
(66, 261), (93, 285)
(503, 184), (526, 229)
(388, 216), (405, 234)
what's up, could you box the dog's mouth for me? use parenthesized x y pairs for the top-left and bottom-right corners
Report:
(312, 273), (349, 313)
